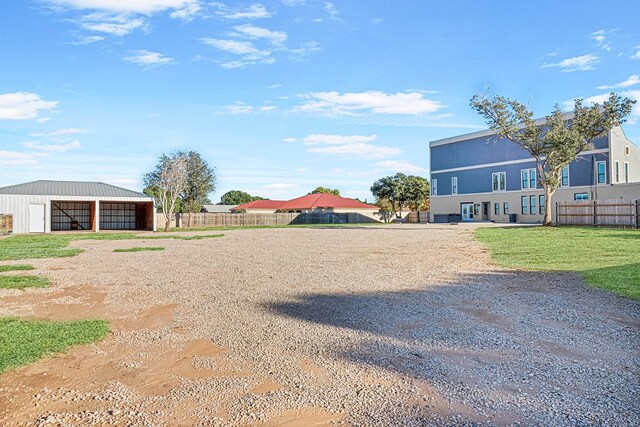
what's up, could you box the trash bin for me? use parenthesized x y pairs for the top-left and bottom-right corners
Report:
(509, 214), (517, 223)
(70, 220), (79, 230)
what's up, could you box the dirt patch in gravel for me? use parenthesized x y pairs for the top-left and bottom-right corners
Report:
(0, 224), (638, 426)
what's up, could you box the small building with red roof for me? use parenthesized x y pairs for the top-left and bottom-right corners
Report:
(231, 193), (380, 220)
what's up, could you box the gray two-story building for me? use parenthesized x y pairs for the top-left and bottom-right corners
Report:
(429, 123), (640, 223)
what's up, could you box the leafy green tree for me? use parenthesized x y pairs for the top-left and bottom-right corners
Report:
(219, 190), (266, 205)
(404, 175), (430, 222)
(310, 186), (340, 196)
(144, 153), (189, 232)
(371, 173), (410, 219)
(180, 151), (216, 227)
(471, 92), (635, 225)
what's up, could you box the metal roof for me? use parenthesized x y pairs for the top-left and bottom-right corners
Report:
(0, 180), (152, 198)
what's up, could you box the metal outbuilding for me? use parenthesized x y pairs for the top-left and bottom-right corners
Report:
(0, 180), (156, 234)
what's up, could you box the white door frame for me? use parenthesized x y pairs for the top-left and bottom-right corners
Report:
(461, 203), (474, 221)
(29, 203), (46, 233)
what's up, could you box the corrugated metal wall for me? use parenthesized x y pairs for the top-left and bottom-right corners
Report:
(0, 195), (153, 233)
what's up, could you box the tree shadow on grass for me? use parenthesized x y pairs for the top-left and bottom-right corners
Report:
(265, 269), (640, 425)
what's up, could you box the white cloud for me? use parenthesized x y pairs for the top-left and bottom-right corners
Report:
(233, 24), (287, 45)
(45, 0), (200, 14)
(295, 167), (307, 173)
(282, 0), (305, 5)
(123, 50), (175, 66)
(0, 150), (38, 166)
(268, 83), (282, 89)
(591, 29), (612, 51)
(201, 37), (273, 68)
(211, 3), (271, 19)
(22, 140), (82, 153)
(631, 46), (640, 60)
(597, 75), (640, 90)
(79, 13), (146, 36)
(324, 2), (338, 19)
(289, 133), (400, 159)
(170, 1), (201, 20)
(374, 160), (426, 174)
(46, 1), (201, 38)
(225, 103), (253, 114)
(0, 92), (58, 120)
(541, 54), (599, 72)
(259, 105), (277, 111)
(283, 41), (320, 61)
(295, 90), (446, 116)
(29, 128), (87, 139)
(300, 134), (378, 145)
(72, 35), (105, 44)
(200, 38), (260, 55)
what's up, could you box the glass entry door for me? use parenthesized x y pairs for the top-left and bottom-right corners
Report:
(461, 203), (474, 221)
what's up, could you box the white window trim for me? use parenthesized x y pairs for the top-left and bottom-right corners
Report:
(615, 161), (620, 183)
(596, 161), (607, 185)
(521, 169), (529, 189)
(432, 179), (438, 196)
(492, 172), (506, 192)
(451, 176), (458, 194)
(560, 165), (570, 187)
(624, 162), (629, 183)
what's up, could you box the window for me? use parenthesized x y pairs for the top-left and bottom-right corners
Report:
(521, 196), (528, 214)
(451, 176), (458, 194)
(561, 166), (570, 187)
(432, 179), (437, 196)
(624, 162), (629, 183)
(626, 146), (630, 155)
(574, 193), (589, 200)
(504, 202), (510, 214)
(597, 161), (606, 184)
(473, 204), (479, 216)
(492, 172), (506, 192)
(494, 203), (500, 215)
(530, 195), (536, 215)
(521, 168), (536, 189)
(529, 169), (536, 188)
(539, 195), (545, 215)
(615, 161), (620, 183)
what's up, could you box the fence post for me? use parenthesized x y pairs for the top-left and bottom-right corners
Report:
(593, 200), (597, 227)
(636, 199), (639, 230)
(555, 202), (559, 226)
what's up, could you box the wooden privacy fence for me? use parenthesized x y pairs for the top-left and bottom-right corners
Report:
(158, 212), (381, 228)
(0, 214), (12, 234)
(556, 199), (640, 228)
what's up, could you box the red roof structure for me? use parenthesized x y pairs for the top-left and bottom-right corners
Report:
(232, 200), (286, 210)
(232, 193), (376, 212)
(279, 193), (376, 210)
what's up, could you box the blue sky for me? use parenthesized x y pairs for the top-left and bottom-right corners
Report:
(1, 1), (639, 201)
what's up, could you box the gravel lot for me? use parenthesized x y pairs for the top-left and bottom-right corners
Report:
(0, 224), (638, 426)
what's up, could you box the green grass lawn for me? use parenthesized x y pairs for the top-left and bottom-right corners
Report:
(0, 233), (223, 261)
(476, 226), (640, 299)
(0, 264), (34, 272)
(0, 318), (109, 373)
(113, 246), (165, 253)
(0, 275), (49, 289)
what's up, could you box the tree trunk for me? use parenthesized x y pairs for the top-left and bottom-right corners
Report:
(542, 185), (554, 226)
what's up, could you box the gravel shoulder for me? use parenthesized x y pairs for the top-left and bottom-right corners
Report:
(0, 224), (638, 426)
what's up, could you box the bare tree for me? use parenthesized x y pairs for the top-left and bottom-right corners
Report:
(471, 92), (635, 225)
(144, 153), (188, 231)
